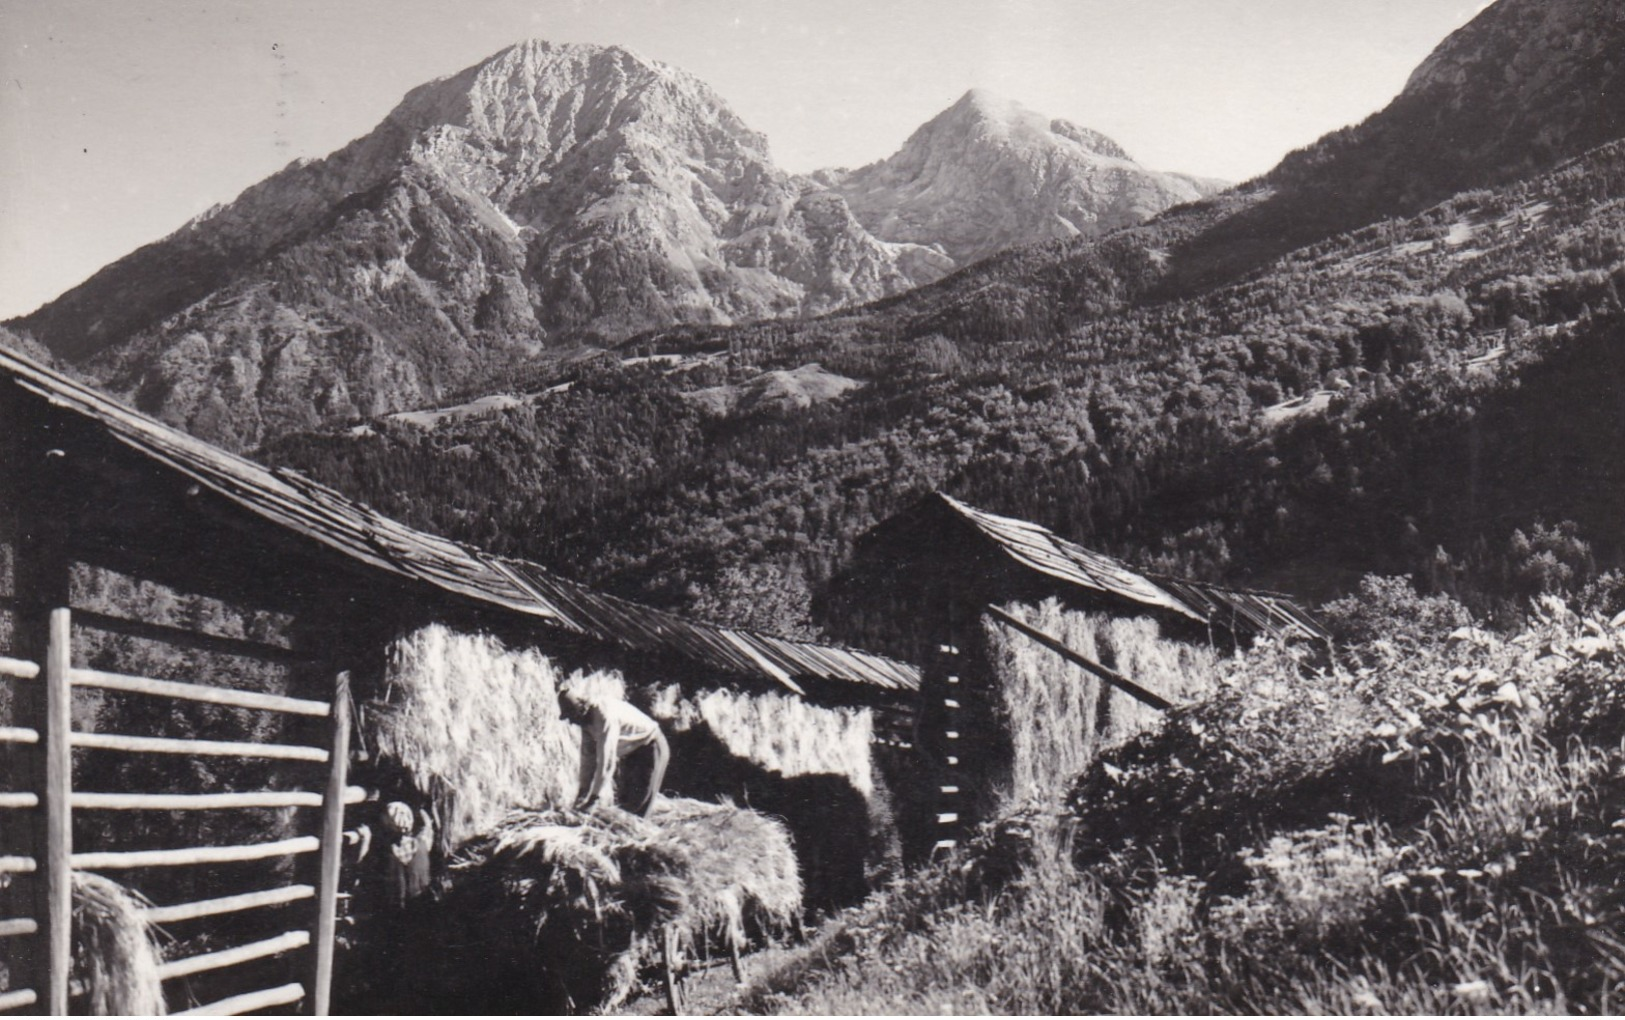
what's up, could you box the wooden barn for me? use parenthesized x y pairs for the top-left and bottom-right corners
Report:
(825, 491), (1327, 857)
(0, 346), (919, 1015)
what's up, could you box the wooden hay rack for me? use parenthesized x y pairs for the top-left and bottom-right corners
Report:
(0, 609), (356, 1016)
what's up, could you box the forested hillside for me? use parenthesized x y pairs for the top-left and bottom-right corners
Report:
(266, 139), (1625, 630)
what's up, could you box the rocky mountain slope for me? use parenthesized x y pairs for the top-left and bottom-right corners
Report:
(7, 41), (955, 449)
(257, 0), (1625, 626)
(830, 89), (1225, 264)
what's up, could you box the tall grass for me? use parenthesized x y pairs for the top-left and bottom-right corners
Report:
(738, 592), (1625, 1015)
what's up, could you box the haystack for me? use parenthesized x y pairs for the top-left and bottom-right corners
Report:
(447, 806), (688, 1012)
(650, 796), (801, 952)
(370, 625), (627, 847)
(984, 599), (1219, 804)
(446, 797), (802, 1012)
(72, 872), (165, 1016)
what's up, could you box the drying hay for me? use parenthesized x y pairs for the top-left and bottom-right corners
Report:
(648, 684), (873, 798)
(72, 872), (165, 1016)
(650, 796), (802, 951)
(447, 797), (802, 1012)
(985, 599), (1220, 803)
(449, 805), (688, 1012)
(371, 624), (627, 847)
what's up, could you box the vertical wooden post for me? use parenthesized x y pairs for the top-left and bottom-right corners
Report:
(311, 670), (351, 1016)
(43, 608), (72, 1016)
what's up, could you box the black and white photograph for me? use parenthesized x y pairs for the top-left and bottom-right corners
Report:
(1, 0), (1623, 1013)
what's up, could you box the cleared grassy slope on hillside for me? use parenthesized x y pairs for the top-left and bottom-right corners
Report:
(734, 584), (1625, 1014)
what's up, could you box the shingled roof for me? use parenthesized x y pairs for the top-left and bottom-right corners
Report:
(0, 346), (918, 696)
(934, 493), (1327, 643)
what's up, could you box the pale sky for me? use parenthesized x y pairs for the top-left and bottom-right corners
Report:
(0, 0), (1489, 320)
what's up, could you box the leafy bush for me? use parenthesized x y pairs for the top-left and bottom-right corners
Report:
(735, 597), (1625, 1014)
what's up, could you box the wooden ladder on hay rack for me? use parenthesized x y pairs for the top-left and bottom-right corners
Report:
(0, 608), (357, 1016)
(930, 643), (967, 858)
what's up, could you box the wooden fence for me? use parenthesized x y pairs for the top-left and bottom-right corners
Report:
(0, 609), (355, 1015)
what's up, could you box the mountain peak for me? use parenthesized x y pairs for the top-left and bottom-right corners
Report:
(831, 92), (1217, 264)
(385, 38), (767, 158)
(940, 89), (1133, 161)
(8, 38), (954, 448)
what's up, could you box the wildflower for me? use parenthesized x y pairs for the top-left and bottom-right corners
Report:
(1417, 866), (1446, 879)
(1381, 872), (1410, 889)
(1456, 868), (1484, 880)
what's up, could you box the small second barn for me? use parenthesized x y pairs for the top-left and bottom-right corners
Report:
(825, 492), (1326, 855)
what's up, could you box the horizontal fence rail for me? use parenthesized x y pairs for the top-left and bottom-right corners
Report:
(71, 667), (331, 717)
(143, 884), (316, 925)
(159, 929), (311, 982)
(0, 726), (39, 745)
(0, 988), (38, 1012)
(72, 731), (330, 763)
(71, 836), (320, 870)
(72, 786), (365, 811)
(0, 918), (37, 938)
(7, 606), (349, 1014)
(0, 656), (39, 680)
(174, 981), (306, 1017)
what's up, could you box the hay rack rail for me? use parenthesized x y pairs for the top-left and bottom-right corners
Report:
(0, 609), (356, 1016)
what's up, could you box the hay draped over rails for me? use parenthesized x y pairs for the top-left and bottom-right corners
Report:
(72, 872), (165, 1016)
(649, 684), (873, 797)
(371, 624), (626, 846)
(446, 797), (801, 1013)
(985, 599), (1219, 804)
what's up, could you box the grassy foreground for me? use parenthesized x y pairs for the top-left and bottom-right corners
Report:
(731, 579), (1625, 1014)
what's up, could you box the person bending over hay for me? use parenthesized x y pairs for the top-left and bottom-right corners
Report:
(559, 681), (669, 816)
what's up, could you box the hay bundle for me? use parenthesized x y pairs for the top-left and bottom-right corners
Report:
(448, 806), (688, 1012)
(648, 684), (874, 797)
(72, 872), (164, 1016)
(446, 798), (802, 1012)
(985, 599), (1220, 804)
(372, 624), (628, 847)
(651, 796), (802, 950)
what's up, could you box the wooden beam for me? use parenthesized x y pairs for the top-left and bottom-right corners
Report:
(71, 836), (319, 870)
(70, 667), (330, 717)
(143, 885), (314, 925)
(44, 608), (72, 1016)
(68, 605), (303, 663)
(984, 604), (1173, 711)
(74, 790), (326, 811)
(0, 656), (39, 680)
(157, 929), (310, 981)
(0, 988), (38, 1012)
(72, 731), (329, 763)
(312, 670), (352, 1016)
(172, 982), (306, 1017)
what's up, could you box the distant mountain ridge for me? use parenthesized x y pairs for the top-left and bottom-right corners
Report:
(5, 42), (1232, 451)
(830, 89), (1225, 264)
(7, 41), (961, 448)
